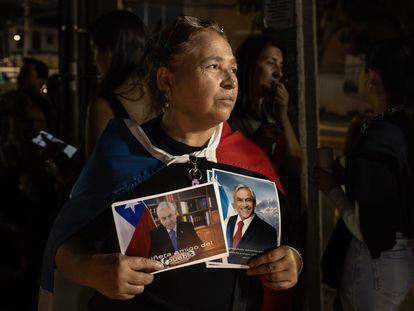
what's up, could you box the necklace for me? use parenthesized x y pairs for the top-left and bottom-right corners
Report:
(360, 105), (405, 133)
(188, 155), (202, 186)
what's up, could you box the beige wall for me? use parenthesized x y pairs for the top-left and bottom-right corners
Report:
(183, 3), (256, 52)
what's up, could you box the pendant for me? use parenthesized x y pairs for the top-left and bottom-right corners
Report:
(188, 155), (202, 186)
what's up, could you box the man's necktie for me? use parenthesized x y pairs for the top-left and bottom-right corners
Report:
(169, 229), (178, 251)
(232, 221), (244, 248)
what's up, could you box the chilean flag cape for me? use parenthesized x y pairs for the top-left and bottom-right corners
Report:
(41, 118), (288, 310)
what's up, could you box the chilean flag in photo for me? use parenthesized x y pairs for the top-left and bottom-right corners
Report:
(112, 201), (156, 257)
(217, 183), (231, 219)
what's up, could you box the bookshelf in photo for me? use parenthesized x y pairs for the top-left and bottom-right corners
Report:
(146, 185), (218, 227)
(145, 185), (221, 246)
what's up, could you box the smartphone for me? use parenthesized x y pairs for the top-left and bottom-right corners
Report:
(32, 130), (78, 158)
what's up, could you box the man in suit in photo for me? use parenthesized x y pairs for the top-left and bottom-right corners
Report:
(226, 184), (278, 264)
(149, 201), (202, 264)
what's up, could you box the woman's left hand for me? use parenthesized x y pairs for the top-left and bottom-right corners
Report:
(246, 246), (301, 290)
(312, 160), (343, 194)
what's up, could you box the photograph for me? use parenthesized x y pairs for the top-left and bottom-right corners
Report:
(111, 182), (228, 272)
(208, 169), (281, 267)
(7, 2), (413, 310)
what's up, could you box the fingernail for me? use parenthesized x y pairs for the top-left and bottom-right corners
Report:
(155, 262), (164, 269)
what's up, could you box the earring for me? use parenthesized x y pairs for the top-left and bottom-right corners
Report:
(163, 91), (171, 109)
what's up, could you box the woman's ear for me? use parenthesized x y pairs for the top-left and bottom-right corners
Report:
(156, 66), (173, 96)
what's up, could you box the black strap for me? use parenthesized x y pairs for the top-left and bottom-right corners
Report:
(103, 93), (130, 119)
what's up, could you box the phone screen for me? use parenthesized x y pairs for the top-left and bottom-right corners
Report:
(32, 130), (78, 158)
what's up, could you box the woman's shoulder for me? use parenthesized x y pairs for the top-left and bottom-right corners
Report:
(87, 97), (114, 123)
(360, 106), (408, 135)
(219, 121), (268, 156)
(356, 108), (411, 154)
(218, 122), (283, 192)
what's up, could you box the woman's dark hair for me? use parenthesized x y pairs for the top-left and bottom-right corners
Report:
(145, 16), (226, 111)
(233, 35), (284, 117)
(366, 40), (414, 110)
(89, 10), (150, 98)
(23, 57), (49, 80)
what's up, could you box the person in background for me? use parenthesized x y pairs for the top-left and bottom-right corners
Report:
(40, 16), (301, 311)
(231, 35), (302, 178)
(231, 36), (304, 309)
(85, 10), (158, 157)
(0, 59), (57, 311)
(17, 57), (57, 132)
(314, 40), (414, 311)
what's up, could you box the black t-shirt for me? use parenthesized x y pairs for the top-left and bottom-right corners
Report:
(88, 117), (280, 311)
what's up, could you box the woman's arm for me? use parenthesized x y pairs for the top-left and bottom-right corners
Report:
(268, 82), (303, 176)
(55, 218), (163, 300)
(313, 163), (363, 241)
(327, 187), (363, 240)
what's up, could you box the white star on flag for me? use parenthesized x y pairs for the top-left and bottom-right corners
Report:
(124, 202), (137, 213)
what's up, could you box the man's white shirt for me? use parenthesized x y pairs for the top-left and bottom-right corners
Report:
(232, 214), (255, 238)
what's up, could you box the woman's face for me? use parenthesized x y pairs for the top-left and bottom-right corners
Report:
(165, 30), (238, 128)
(252, 45), (284, 98)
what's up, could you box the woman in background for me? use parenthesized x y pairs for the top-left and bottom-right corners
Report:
(86, 10), (158, 157)
(231, 35), (302, 178)
(315, 40), (414, 311)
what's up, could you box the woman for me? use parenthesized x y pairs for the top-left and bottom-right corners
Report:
(85, 10), (158, 157)
(231, 35), (302, 177)
(315, 41), (414, 310)
(41, 16), (301, 310)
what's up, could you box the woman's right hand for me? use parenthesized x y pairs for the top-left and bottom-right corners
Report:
(312, 158), (343, 194)
(87, 253), (164, 300)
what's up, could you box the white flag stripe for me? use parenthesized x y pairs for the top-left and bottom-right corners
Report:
(113, 210), (136, 254)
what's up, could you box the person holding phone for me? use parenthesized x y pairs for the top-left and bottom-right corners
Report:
(230, 35), (302, 178)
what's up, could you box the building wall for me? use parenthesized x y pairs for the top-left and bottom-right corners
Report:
(183, 1), (254, 51)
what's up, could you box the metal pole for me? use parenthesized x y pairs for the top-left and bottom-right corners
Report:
(68, 0), (80, 146)
(23, 0), (30, 57)
(296, 0), (322, 309)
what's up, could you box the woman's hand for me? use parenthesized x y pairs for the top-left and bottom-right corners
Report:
(263, 82), (289, 122)
(312, 158), (344, 194)
(246, 246), (301, 291)
(273, 82), (289, 119)
(85, 253), (164, 300)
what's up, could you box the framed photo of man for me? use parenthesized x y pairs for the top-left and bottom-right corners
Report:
(207, 169), (281, 268)
(111, 182), (228, 272)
